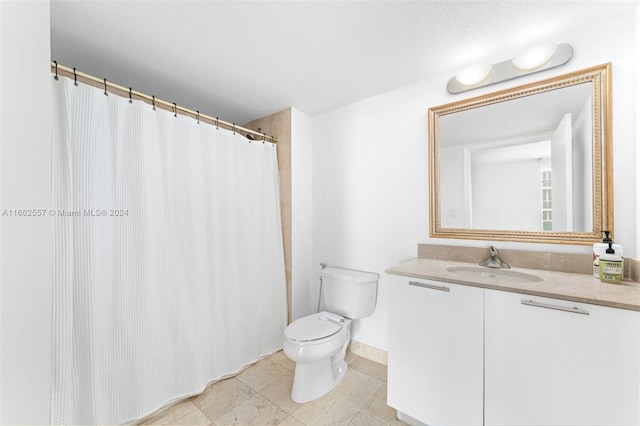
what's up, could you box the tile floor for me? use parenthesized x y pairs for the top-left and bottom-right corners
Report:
(140, 350), (404, 425)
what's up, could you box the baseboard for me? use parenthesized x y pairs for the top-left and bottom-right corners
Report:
(348, 340), (388, 366)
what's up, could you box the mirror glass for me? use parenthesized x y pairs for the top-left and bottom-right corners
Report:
(429, 64), (612, 245)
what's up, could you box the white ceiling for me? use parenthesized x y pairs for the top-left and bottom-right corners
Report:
(50, 0), (638, 124)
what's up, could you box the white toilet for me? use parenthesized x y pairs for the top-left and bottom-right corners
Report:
(283, 266), (378, 403)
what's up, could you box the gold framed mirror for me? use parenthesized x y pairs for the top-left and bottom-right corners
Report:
(429, 63), (612, 245)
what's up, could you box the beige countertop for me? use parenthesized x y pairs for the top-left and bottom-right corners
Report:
(386, 258), (640, 312)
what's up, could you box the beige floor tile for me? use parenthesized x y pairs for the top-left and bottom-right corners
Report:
(362, 386), (404, 425)
(193, 378), (255, 422)
(332, 367), (383, 409)
(268, 350), (296, 372)
(350, 357), (387, 383)
(349, 410), (389, 426)
(167, 408), (212, 425)
(291, 392), (361, 426)
(141, 411), (167, 425)
(237, 358), (292, 393)
(277, 415), (305, 426)
(138, 350), (398, 426)
(213, 393), (289, 425)
(141, 400), (200, 425)
(258, 369), (300, 414)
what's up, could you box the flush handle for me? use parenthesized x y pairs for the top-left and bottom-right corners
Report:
(409, 281), (450, 292)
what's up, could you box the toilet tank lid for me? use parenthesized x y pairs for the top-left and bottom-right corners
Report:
(320, 267), (379, 283)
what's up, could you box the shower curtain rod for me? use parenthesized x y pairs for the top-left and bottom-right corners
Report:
(50, 61), (278, 144)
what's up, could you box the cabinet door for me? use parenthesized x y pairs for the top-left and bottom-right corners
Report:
(485, 289), (640, 426)
(387, 276), (484, 425)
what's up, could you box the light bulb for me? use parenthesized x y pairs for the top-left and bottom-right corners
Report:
(455, 63), (492, 86)
(512, 43), (558, 70)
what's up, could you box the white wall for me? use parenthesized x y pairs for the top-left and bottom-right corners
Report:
(290, 108), (316, 321)
(0, 1), (53, 423)
(312, 13), (638, 351)
(313, 81), (431, 350)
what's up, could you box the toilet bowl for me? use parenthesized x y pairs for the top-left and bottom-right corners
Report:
(283, 266), (379, 403)
(284, 312), (352, 403)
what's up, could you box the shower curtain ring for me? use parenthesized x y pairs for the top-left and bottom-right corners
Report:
(73, 67), (78, 86)
(233, 123), (236, 134)
(173, 103), (177, 117)
(215, 117), (219, 130)
(129, 88), (132, 104)
(53, 61), (59, 80)
(196, 111), (200, 124)
(103, 78), (108, 96)
(152, 95), (156, 110)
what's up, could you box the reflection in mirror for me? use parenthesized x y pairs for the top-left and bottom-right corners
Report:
(439, 83), (592, 232)
(430, 64), (612, 245)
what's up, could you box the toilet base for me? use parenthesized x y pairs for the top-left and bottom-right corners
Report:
(291, 357), (348, 403)
(285, 318), (353, 404)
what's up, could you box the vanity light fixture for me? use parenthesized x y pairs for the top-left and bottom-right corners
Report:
(447, 43), (573, 94)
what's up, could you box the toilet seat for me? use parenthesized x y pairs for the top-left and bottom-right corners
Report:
(285, 312), (346, 342)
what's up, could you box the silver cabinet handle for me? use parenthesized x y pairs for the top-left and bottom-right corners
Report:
(521, 299), (589, 315)
(409, 281), (450, 292)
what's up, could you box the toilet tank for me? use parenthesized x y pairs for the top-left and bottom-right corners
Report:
(320, 267), (379, 319)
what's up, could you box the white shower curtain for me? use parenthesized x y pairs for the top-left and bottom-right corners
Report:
(50, 77), (287, 424)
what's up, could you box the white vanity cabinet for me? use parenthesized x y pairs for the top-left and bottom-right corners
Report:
(387, 275), (484, 425)
(484, 289), (640, 426)
(388, 272), (640, 426)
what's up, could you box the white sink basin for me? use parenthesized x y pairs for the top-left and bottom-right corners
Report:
(446, 266), (543, 283)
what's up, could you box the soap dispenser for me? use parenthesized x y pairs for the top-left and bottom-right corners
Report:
(599, 239), (623, 284)
(593, 231), (623, 278)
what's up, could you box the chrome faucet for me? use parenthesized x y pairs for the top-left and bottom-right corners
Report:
(479, 246), (510, 269)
